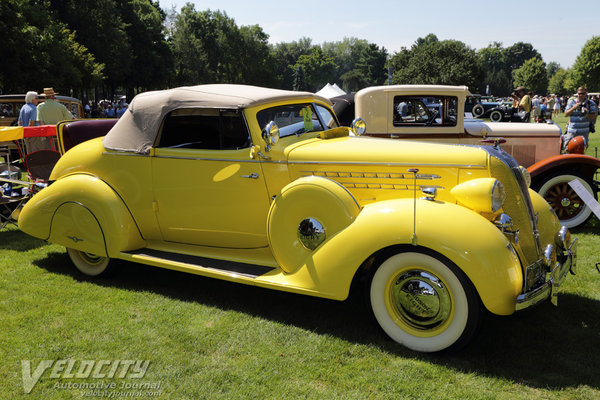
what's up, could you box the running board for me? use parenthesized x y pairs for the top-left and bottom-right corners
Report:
(123, 248), (275, 279)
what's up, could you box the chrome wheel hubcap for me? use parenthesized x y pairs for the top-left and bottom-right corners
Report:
(390, 270), (451, 330)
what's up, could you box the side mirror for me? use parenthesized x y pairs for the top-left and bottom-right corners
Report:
(351, 117), (366, 136)
(262, 121), (280, 151)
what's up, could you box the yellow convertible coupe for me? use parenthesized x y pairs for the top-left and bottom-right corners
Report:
(18, 85), (577, 353)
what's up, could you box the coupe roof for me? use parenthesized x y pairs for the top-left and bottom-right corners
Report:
(103, 84), (329, 154)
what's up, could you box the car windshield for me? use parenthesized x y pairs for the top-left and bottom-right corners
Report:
(256, 103), (338, 138)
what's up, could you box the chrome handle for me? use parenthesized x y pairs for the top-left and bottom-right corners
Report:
(241, 173), (259, 179)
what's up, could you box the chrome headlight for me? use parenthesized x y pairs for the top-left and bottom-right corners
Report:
(519, 166), (531, 187)
(491, 180), (506, 213)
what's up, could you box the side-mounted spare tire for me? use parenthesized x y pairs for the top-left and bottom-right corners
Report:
(267, 176), (360, 273)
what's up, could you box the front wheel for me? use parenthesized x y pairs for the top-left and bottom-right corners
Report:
(472, 104), (485, 118)
(66, 248), (115, 277)
(489, 110), (503, 122)
(368, 251), (480, 353)
(533, 172), (596, 229)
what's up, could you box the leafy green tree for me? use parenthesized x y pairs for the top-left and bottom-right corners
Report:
(513, 57), (548, 94)
(546, 61), (561, 81)
(170, 4), (210, 85)
(0, 0), (103, 94)
(271, 38), (314, 89)
(292, 65), (307, 91)
(503, 42), (542, 71)
(389, 34), (483, 91)
(322, 37), (387, 90)
(235, 25), (278, 86)
(293, 47), (337, 91)
(340, 69), (367, 92)
(548, 68), (569, 95)
(477, 42), (543, 96)
(569, 36), (600, 91)
(477, 42), (510, 95)
(119, 0), (172, 94)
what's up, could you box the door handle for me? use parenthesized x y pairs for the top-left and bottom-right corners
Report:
(241, 173), (259, 179)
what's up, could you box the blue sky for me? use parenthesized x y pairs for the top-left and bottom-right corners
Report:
(158, 0), (599, 69)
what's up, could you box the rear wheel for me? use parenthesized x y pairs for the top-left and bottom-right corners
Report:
(368, 251), (480, 353)
(533, 172), (595, 229)
(66, 248), (115, 277)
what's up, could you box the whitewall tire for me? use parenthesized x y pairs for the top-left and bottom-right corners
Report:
(369, 251), (479, 353)
(534, 173), (595, 229)
(66, 247), (114, 277)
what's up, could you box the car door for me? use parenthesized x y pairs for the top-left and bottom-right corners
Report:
(151, 108), (271, 248)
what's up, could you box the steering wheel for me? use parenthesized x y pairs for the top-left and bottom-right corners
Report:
(425, 109), (439, 126)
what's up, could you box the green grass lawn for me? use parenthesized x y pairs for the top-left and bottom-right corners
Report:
(2, 114), (600, 399)
(1, 219), (600, 399)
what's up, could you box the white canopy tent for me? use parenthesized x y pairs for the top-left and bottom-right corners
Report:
(315, 83), (346, 99)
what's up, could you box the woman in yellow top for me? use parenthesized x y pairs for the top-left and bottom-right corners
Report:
(514, 86), (531, 122)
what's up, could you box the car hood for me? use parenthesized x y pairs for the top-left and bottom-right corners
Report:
(464, 120), (562, 137)
(287, 136), (489, 166)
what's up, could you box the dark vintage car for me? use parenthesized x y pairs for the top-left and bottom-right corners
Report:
(466, 96), (518, 122)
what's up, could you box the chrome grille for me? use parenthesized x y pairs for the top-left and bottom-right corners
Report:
(481, 146), (542, 262)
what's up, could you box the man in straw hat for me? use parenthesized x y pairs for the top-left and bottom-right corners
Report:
(36, 87), (74, 125)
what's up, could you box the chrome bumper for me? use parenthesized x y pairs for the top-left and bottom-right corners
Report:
(515, 238), (578, 311)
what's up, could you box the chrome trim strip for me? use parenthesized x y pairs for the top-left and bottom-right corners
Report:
(289, 161), (486, 168)
(153, 155), (260, 163)
(300, 171), (442, 179)
(340, 183), (444, 190)
(103, 152), (150, 157)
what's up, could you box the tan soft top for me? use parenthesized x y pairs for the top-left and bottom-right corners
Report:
(103, 84), (329, 154)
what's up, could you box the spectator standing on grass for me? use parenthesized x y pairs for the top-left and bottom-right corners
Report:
(564, 86), (597, 149)
(553, 95), (561, 116)
(514, 86), (532, 122)
(18, 91), (38, 126)
(531, 95), (541, 122)
(36, 87), (73, 124)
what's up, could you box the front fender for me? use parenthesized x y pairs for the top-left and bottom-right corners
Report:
(267, 198), (522, 315)
(528, 154), (600, 182)
(19, 174), (145, 256)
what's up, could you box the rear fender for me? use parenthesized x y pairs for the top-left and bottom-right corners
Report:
(19, 174), (145, 256)
(528, 154), (600, 186)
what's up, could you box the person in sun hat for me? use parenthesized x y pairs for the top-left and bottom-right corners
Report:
(36, 87), (74, 125)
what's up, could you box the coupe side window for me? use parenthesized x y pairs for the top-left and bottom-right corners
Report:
(158, 109), (250, 150)
(393, 96), (458, 127)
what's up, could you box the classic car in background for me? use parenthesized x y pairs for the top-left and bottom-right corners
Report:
(0, 94), (84, 127)
(0, 94), (85, 156)
(466, 96), (515, 122)
(336, 85), (600, 229)
(19, 84), (576, 353)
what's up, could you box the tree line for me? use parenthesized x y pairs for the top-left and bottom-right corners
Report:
(1, 1), (599, 101)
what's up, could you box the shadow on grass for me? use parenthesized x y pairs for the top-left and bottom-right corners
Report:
(0, 227), (46, 251)
(35, 251), (600, 391)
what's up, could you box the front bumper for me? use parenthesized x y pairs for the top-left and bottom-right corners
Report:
(515, 238), (578, 311)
